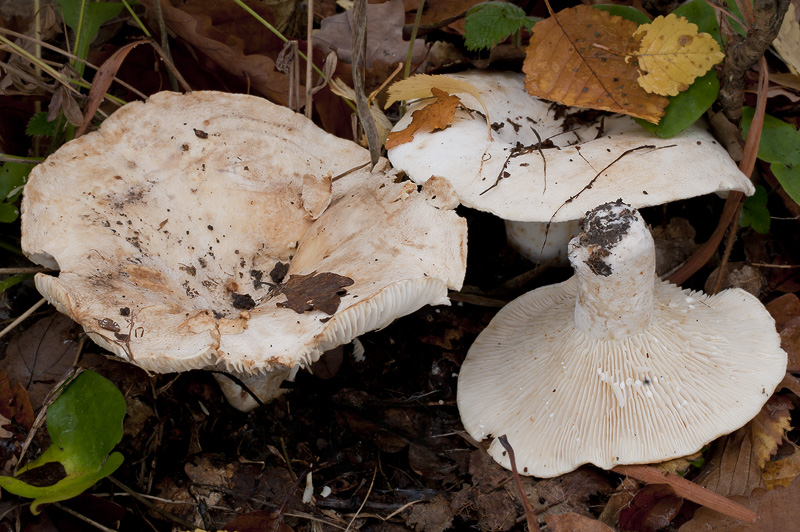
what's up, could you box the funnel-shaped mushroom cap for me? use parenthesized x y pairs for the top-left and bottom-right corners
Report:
(22, 91), (467, 375)
(457, 202), (786, 477)
(388, 71), (754, 222)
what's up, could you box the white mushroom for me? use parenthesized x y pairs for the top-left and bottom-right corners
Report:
(387, 71), (753, 263)
(457, 201), (786, 477)
(22, 91), (467, 411)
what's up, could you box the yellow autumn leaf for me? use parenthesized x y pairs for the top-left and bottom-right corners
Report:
(385, 74), (492, 137)
(763, 448), (800, 489)
(630, 14), (725, 96)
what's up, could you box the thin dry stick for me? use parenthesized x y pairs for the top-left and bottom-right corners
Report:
(497, 436), (541, 532)
(345, 463), (378, 532)
(305, 0), (314, 119)
(0, 297), (46, 340)
(52, 503), (116, 532)
(107, 476), (197, 529)
(613, 464), (757, 523)
(712, 57), (770, 294)
(0, 267), (53, 274)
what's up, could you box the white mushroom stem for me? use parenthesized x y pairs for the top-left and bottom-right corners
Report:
(504, 219), (582, 265)
(569, 202), (655, 340)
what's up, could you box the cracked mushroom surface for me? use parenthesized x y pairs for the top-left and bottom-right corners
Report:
(457, 202), (786, 477)
(387, 70), (753, 262)
(22, 91), (467, 389)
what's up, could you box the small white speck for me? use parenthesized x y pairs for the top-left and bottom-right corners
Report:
(646, 390), (653, 398)
(682, 400), (688, 406)
(549, 413), (553, 418)
(321, 486), (332, 497)
(438, 400), (444, 405)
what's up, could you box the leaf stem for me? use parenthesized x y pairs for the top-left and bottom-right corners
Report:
(405, 0), (426, 79)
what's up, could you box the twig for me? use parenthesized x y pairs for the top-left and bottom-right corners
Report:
(352, 0), (380, 166)
(0, 297), (46, 341)
(345, 463), (378, 532)
(107, 476), (197, 529)
(0, 267), (54, 274)
(53, 503), (117, 532)
(498, 436), (541, 532)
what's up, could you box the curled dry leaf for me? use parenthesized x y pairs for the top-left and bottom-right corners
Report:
(385, 73), (492, 138)
(385, 88), (461, 149)
(773, 3), (800, 78)
(631, 14), (725, 96)
(523, 5), (668, 123)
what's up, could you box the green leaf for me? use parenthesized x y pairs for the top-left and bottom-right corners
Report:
(771, 163), (800, 206)
(464, 2), (538, 51)
(0, 162), (31, 201)
(635, 69), (719, 138)
(741, 107), (800, 165)
(0, 274), (34, 293)
(26, 112), (60, 138)
(0, 203), (20, 223)
(57, 0), (123, 77)
(0, 370), (126, 514)
(592, 4), (651, 24)
(739, 185), (771, 233)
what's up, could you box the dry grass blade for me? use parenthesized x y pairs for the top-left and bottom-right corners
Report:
(352, 0), (381, 167)
(613, 464), (757, 523)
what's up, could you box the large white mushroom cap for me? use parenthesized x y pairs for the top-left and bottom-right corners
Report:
(22, 91), (467, 382)
(457, 202), (786, 477)
(387, 71), (754, 223)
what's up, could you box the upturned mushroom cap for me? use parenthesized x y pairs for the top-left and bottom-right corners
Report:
(387, 71), (754, 223)
(457, 202), (786, 477)
(22, 91), (467, 383)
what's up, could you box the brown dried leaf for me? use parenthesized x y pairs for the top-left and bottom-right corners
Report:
(545, 513), (615, 532)
(0, 370), (34, 432)
(614, 465), (756, 523)
(222, 510), (294, 532)
(385, 88), (461, 149)
(313, 0), (425, 68)
(3, 314), (79, 410)
(695, 395), (793, 497)
(619, 484), (683, 532)
(766, 293), (800, 372)
(523, 5), (668, 123)
(678, 475), (800, 532)
(77, 40), (147, 137)
(141, 0), (293, 105)
(276, 271), (354, 315)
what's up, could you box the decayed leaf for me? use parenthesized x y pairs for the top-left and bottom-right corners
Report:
(385, 73), (492, 129)
(631, 14), (725, 96)
(544, 513), (615, 532)
(276, 271), (355, 315)
(328, 77), (393, 144)
(763, 448), (800, 489)
(312, 0), (425, 68)
(140, 0), (293, 105)
(523, 5), (668, 123)
(773, 3), (800, 78)
(0, 370), (34, 433)
(619, 484), (683, 532)
(696, 395), (793, 497)
(678, 476), (800, 532)
(385, 88), (461, 149)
